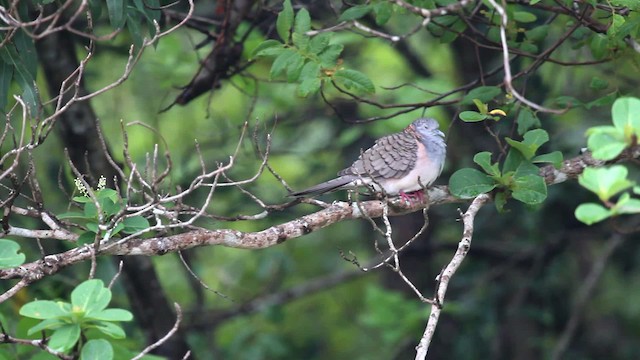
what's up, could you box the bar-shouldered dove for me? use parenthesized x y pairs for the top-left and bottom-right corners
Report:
(290, 118), (446, 200)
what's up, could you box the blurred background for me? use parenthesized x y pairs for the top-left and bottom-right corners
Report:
(1, 0), (640, 359)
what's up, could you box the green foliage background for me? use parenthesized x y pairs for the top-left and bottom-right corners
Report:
(1, 0), (640, 359)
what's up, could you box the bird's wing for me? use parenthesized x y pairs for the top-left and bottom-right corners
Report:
(338, 132), (418, 180)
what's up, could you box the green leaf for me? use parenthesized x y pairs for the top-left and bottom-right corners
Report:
(516, 107), (540, 135)
(494, 192), (508, 212)
(0, 239), (25, 269)
(587, 131), (626, 160)
(551, 96), (583, 108)
(514, 11), (537, 23)
(251, 40), (285, 58)
(292, 8), (311, 50)
(0, 41), (39, 114)
(338, 5), (372, 22)
(373, 2), (393, 25)
(89, 308), (133, 322)
(590, 33), (609, 60)
(48, 324), (81, 352)
(92, 322), (126, 339)
(297, 78), (322, 97)
(459, 111), (488, 122)
(57, 211), (86, 219)
(333, 69), (375, 94)
(71, 279), (111, 315)
(299, 61), (320, 80)
(506, 129), (549, 160)
(20, 300), (68, 320)
(286, 53), (305, 82)
(526, 25), (548, 42)
(575, 203), (611, 225)
(102, 198), (121, 217)
(0, 60), (12, 110)
(472, 99), (488, 114)
(27, 318), (66, 334)
(590, 77), (609, 90)
(318, 44), (343, 66)
(512, 174), (547, 205)
(502, 148), (525, 174)
(106, 0), (126, 29)
(276, 0), (294, 42)
(473, 152), (500, 177)
(585, 91), (617, 110)
(462, 86), (502, 105)
(294, 8), (311, 34)
(612, 97), (640, 139)
(449, 168), (497, 198)
(578, 166), (634, 202)
(78, 231), (96, 245)
(81, 339), (114, 360)
(532, 151), (563, 169)
(309, 33), (331, 54)
(270, 49), (297, 79)
(122, 216), (150, 233)
(614, 193), (640, 214)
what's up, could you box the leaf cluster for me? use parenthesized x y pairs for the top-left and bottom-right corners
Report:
(251, 0), (375, 97)
(19, 279), (133, 358)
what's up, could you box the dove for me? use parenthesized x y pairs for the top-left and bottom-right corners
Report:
(290, 118), (446, 201)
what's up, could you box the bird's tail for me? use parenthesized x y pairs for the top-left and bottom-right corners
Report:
(289, 176), (355, 197)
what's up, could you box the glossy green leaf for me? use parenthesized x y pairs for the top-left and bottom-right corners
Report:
(20, 300), (68, 320)
(473, 152), (500, 177)
(89, 308), (133, 322)
(590, 33), (608, 60)
(48, 324), (81, 352)
(93, 322), (126, 339)
(590, 77), (609, 90)
(318, 44), (343, 66)
(587, 131), (626, 160)
(516, 107), (540, 135)
(106, 0), (126, 29)
(294, 8), (311, 34)
(309, 33), (331, 54)
(270, 49), (297, 79)
(575, 203), (611, 225)
(297, 77), (321, 97)
(333, 69), (375, 94)
(78, 231), (97, 245)
(512, 174), (547, 205)
(123, 216), (150, 233)
(71, 279), (111, 315)
(578, 166), (634, 202)
(251, 40), (285, 58)
(338, 5), (372, 22)
(276, 0), (294, 42)
(459, 111), (488, 122)
(81, 339), (114, 360)
(27, 318), (66, 334)
(449, 168), (497, 199)
(526, 25), (548, 42)
(614, 193), (640, 214)
(532, 151), (563, 169)
(612, 97), (640, 138)
(0, 239), (25, 269)
(514, 11), (537, 23)
(286, 53), (305, 82)
(373, 2), (393, 25)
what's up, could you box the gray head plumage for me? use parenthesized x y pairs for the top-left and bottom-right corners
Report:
(409, 118), (446, 143)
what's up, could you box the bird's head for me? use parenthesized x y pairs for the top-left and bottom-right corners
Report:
(408, 118), (445, 140)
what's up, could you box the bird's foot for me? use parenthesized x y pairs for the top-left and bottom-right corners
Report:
(399, 190), (424, 204)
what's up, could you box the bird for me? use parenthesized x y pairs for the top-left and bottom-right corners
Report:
(289, 118), (446, 201)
